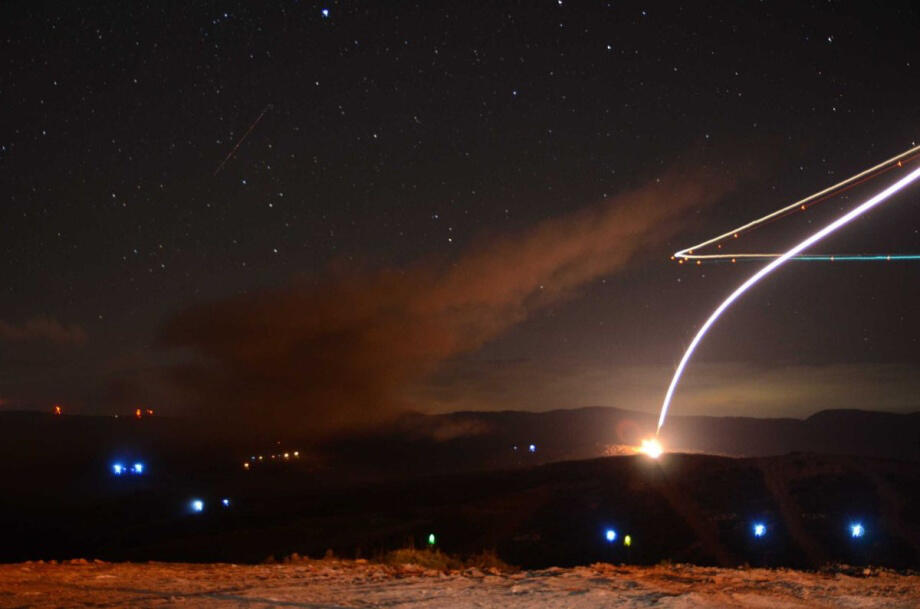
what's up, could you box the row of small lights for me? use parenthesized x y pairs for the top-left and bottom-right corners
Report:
(602, 521), (865, 548)
(750, 521), (866, 540)
(242, 450), (300, 469)
(512, 444), (537, 453)
(189, 498), (232, 513)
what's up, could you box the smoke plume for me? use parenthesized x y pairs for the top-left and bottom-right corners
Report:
(161, 163), (741, 434)
(0, 317), (87, 344)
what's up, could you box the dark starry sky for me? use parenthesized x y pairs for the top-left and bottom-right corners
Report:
(2, 1), (920, 423)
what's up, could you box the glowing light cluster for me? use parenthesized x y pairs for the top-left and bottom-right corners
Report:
(658, 164), (920, 432)
(242, 450), (300, 470)
(112, 461), (145, 476)
(639, 438), (663, 459)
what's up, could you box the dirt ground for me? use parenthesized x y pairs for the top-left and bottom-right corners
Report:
(2, 559), (919, 608)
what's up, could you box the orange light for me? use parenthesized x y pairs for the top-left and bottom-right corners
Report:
(696, 260), (702, 265)
(800, 204), (806, 210)
(678, 259), (685, 264)
(731, 258), (736, 263)
(146, 409), (154, 416)
(135, 408), (142, 419)
(733, 233), (738, 238)
(243, 462), (250, 470)
(639, 438), (663, 459)
(53, 405), (63, 416)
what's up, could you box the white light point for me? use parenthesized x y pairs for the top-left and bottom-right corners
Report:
(640, 438), (663, 459)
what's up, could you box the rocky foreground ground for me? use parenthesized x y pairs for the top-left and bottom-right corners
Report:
(2, 559), (919, 608)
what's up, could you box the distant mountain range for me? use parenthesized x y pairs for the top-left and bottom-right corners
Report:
(1, 408), (919, 567)
(3, 407), (918, 480)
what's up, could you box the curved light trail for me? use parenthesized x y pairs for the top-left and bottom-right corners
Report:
(657, 164), (920, 433)
(673, 144), (920, 263)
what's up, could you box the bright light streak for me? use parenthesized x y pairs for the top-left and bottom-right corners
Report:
(658, 166), (920, 432)
(640, 438), (663, 459)
(674, 144), (920, 262)
(753, 523), (766, 538)
(605, 529), (617, 542)
(851, 523), (865, 538)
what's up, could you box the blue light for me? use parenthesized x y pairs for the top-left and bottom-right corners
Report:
(221, 498), (230, 507)
(190, 499), (204, 513)
(132, 462), (144, 474)
(112, 463), (124, 475)
(321, 8), (329, 18)
(850, 523), (865, 538)
(752, 522), (766, 538)
(605, 529), (617, 542)
(528, 444), (536, 453)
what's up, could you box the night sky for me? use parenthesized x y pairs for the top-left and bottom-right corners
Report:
(2, 1), (919, 431)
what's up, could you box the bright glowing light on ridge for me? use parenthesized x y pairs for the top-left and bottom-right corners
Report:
(658, 165), (920, 432)
(640, 438), (663, 459)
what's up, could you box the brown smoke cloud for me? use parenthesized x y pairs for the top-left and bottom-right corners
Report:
(160, 162), (743, 435)
(0, 317), (87, 344)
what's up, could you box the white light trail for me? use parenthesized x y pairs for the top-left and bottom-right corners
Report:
(657, 165), (920, 432)
(674, 144), (920, 262)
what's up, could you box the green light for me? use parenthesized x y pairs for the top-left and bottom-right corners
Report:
(427, 533), (436, 546)
(624, 534), (632, 547)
